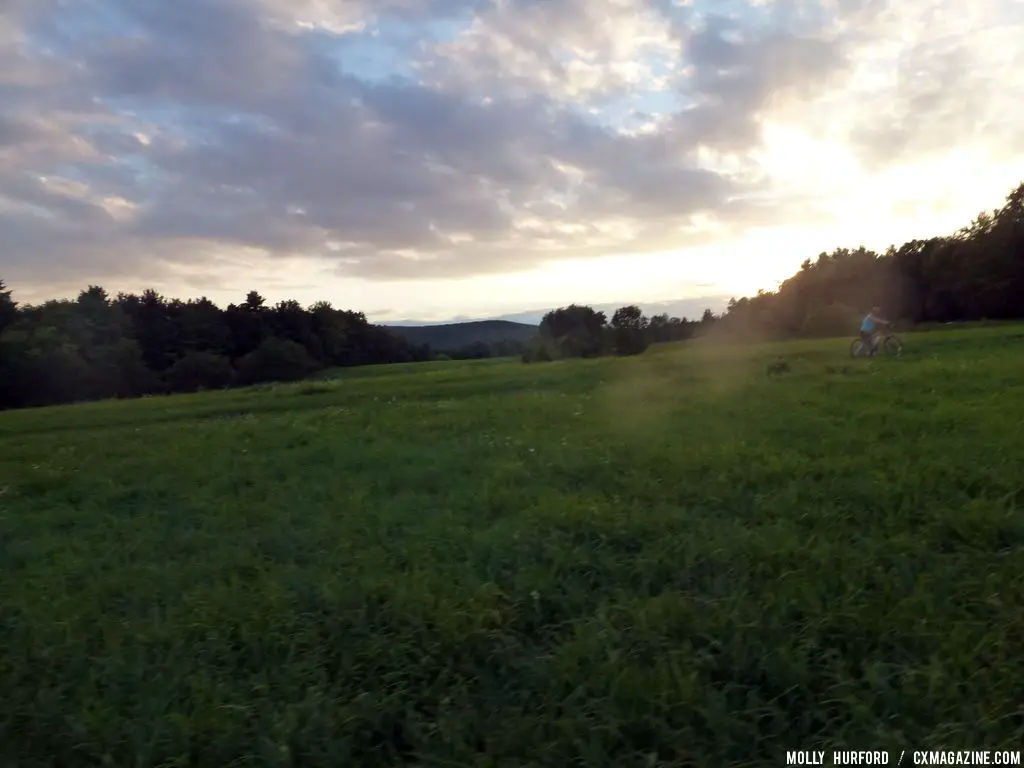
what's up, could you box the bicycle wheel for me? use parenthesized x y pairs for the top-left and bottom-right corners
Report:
(850, 339), (867, 358)
(883, 335), (903, 356)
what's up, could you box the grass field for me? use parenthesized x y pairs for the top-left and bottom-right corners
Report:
(2, 326), (1023, 766)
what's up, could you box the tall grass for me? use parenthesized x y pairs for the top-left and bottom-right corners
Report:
(1, 326), (1022, 766)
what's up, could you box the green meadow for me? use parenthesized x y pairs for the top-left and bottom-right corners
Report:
(2, 326), (1022, 766)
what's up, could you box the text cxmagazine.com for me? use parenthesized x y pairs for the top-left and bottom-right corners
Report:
(787, 750), (1022, 765)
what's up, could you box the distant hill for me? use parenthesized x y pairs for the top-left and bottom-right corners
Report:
(495, 296), (732, 325)
(385, 320), (537, 351)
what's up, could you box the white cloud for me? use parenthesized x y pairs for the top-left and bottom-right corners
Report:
(0, 0), (1021, 317)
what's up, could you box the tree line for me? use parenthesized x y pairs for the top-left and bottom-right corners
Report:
(490, 179), (1024, 361)
(434, 339), (530, 361)
(430, 309), (713, 362)
(0, 288), (433, 410)
(0, 280), (711, 410)
(524, 305), (715, 361)
(2, 179), (1021, 409)
(715, 181), (1024, 340)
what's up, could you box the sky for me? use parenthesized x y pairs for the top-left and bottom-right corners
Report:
(2, 0), (1023, 323)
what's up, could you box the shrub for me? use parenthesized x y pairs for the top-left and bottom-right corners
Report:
(164, 352), (236, 393)
(521, 339), (555, 363)
(612, 327), (650, 356)
(236, 337), (320, 386)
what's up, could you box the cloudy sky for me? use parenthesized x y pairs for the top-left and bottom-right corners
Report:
(2, 0), (1023, 322)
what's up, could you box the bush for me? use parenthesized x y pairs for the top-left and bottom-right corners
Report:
(236, 337), (319, 386)
(22, 344), (94, 406)
(521, 339), (555, 363)
(164, 352), (236, 393)
(554, 329), (608, 359)
(0, 337), (34, 409)
(612, 327), (650, 356)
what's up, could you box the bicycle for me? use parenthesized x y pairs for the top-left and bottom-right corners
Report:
(850, 326), (903, 358)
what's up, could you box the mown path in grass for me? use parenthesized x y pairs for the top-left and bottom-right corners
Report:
(1, 327), (1022, 766)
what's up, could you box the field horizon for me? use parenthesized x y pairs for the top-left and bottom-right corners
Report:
(2, 325), (1022, 766)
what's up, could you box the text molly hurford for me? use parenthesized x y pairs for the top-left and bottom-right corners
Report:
(787, 751), (1022, 765)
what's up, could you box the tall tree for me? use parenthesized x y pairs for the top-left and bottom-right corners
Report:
(0, 280), (16, 335)
(539, 305), (608, 358)
(610, 305), (649, 356)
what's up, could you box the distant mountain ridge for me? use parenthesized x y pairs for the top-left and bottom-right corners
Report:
(493, 296), (732, 325)
(383, 297), (732, 350)
(384, 320), (537, 351)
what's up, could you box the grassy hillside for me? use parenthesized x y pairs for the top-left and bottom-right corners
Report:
(385, 319), (536, 350)
(2, 326), (1023, 766)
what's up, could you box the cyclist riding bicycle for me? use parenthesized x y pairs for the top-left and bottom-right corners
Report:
(860, 306), (890, 356)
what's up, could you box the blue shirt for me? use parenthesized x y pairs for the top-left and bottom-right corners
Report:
(861, 314), (875, 332)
